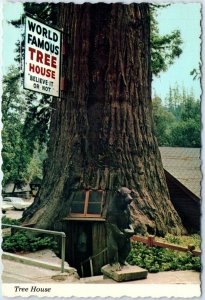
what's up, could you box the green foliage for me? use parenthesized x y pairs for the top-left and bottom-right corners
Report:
(190, 63), (201, 81)
(150, 5), (183, 76)
(152, 85), (201, 147)
(2, 216), (21, 226)
(152, 97), (175, 145)
(2, 66), (47, 186)
(2, 231), (58, 253)
(10, 2), (54, 150)
(2, 66), (31, 185)
(163, 233), (201, 250)
(127, 242), (201, 273)
(164, 233), (181, 245)
(26, 145), (46, 183)
(170, 119), (200, 147)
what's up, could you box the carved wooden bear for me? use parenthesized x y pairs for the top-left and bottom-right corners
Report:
(106, 187), (134, 271)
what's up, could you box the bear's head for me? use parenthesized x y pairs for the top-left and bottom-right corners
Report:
(116, 187), (133, 210)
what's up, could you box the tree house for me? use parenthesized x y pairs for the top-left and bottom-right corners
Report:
(54, 190), (108, 276)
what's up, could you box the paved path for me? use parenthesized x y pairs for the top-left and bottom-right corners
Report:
(3, 259), (58, 283)
(2, 259), (78, 283)
(2, 257), (200, 284)
(2, 258), (201, 298)
(80, 270), (200, 284)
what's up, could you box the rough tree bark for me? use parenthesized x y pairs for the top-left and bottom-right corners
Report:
(22, 3), (185, 236)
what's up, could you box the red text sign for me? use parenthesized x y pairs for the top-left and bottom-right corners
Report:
(24, 16), (61, 97)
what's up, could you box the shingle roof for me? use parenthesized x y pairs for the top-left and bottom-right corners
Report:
(159, 147), (201, 199)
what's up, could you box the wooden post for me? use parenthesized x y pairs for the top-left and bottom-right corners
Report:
(89, 257), (94, 277)
(147, 235), (155, 247)
(81, 264), (84, 278)
(188, 244), (195, 252)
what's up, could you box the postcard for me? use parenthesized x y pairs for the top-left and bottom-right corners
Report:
(1, 0), (202, 299)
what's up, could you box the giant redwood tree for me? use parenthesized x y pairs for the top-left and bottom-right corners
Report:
(22, 3), (185, 236)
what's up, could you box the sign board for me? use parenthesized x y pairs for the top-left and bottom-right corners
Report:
(24, 16), (62, 97)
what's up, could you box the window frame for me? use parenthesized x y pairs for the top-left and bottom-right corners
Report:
(69, 190), (104, 217)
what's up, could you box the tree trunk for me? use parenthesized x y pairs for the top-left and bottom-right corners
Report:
(22, 3), (185, 236)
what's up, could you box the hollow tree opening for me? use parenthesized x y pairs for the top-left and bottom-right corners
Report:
(22, 3), (185, 236)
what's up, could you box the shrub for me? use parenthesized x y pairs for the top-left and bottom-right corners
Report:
(127, 242), (201, 273)
(164, 233), (181, 245)
(163, 233), (201, 250)
(2, 231), (58, 254)
(2, 216), (21, 226)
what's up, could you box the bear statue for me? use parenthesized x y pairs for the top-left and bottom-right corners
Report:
(106, 187), (135, 271)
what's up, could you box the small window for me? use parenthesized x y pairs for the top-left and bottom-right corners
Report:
(70, 190), (104, 217)
(87, 191), (102, 214)
(70, 191), (86, 214)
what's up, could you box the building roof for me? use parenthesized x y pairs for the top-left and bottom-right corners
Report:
(3, 183), (31, 193)
(159, 147), (201, 199)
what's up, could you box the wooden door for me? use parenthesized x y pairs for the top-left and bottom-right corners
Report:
(92, 222), (107, 275)
(66, 221), (92, 277)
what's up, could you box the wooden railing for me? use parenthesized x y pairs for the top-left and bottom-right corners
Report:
(80, 247), (107, 277)
(131, 235), (201, 256)
(81, 235), (200, 277)
(2, 223), (66, 273)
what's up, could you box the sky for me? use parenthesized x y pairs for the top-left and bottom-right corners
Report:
(1, 1), (202, 102)
(2, 2), (24, 75)
(152, 3), (201, 101)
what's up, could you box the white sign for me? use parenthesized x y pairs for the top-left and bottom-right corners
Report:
(24, 16), (62, 97)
